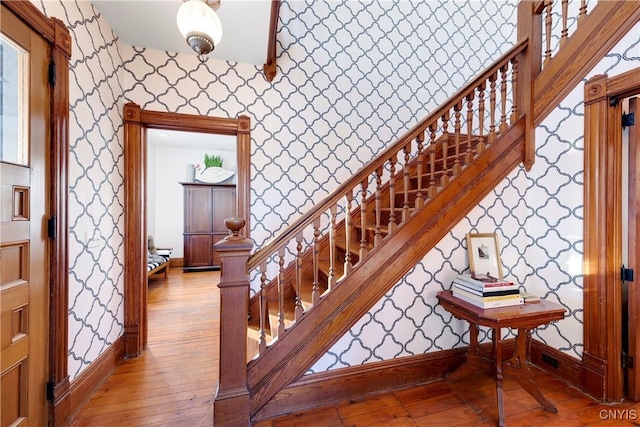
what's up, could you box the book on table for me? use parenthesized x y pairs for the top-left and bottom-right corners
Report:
(454, 274), (519, 291)
(452, 289), (524, 308)
(452, 274), (523, 308)
(453, 280), (520, 297)
(453, 285), (521, 302)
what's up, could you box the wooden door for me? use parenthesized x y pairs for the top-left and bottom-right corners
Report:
(1, 6), (50, 427)
(627, 96), (639, 401)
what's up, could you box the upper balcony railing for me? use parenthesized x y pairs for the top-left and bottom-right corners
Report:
(536, 0), (589, 68)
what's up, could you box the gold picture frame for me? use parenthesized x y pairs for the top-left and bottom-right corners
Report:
(466, 233), (504, 280)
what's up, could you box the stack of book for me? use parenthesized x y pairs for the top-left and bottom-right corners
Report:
(452, 274), (523, 308)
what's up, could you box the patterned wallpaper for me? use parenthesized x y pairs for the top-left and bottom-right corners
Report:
(31, 0), (639, 380)
(34, 0), (126, 379)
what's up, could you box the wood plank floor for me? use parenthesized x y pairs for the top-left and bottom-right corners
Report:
(69, 268), (640, 426)
(68, 269), (220, 426)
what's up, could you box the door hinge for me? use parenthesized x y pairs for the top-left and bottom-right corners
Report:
(622, 353), (634, 369)
(46, 381), (55, 401)
(47, 215), (57, 240)
(622, 265), (634, 282)
(623, 112), (635, 129)
(49, 60), (56, 87)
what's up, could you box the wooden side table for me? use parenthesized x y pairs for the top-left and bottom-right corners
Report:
(436, 290), (566, 427)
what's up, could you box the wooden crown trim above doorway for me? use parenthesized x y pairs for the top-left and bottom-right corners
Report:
(122, 102), (251, 357)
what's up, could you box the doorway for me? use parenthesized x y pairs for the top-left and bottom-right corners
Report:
(147, 128), (237, 265)
(583, 68), (640, 402)
(122, 102), (251, 357)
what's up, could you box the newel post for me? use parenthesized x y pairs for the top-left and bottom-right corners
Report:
(213, 218), (253, 426)
(517, 0), (542, 171)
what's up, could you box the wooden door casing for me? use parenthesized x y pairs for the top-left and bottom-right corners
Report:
(123, 103), (250, 357)
(627, 96), (639, 401)
(0, 5), (50, 426)
(584, 69), (640, 402)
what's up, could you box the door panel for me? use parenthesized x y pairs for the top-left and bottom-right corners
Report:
(1, 5), (50, 426)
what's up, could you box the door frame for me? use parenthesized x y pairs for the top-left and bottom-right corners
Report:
(122, 102), (251, 357)
(583, 68), (640, 402)
(1, 0), (72, 423)
(627, 96), (639, 401)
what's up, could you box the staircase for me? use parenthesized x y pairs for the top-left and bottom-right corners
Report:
(214, 1), (640, 425)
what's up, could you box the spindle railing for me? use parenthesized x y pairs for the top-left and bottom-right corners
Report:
(536, 0), (589, 68)
(245, 37), (529, 355)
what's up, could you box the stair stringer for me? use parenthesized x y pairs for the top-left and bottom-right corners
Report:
(247, 117), (526, 418)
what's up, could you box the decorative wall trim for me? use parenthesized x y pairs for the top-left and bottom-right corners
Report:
(580, 351), (607, 401)
(530, 339), (583, 390)
(68, 337), (125, 419)
(254, 347), (467, 422)
(256, 338), (584, 422)
(169, 258), (184, 268)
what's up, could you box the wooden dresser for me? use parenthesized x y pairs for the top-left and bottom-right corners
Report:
(181, 182), (236, 271)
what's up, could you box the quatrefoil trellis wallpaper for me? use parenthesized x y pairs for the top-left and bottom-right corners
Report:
(33, 0), (639, 380)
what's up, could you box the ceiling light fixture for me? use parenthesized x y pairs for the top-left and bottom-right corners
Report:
(176, 0), (223, 60)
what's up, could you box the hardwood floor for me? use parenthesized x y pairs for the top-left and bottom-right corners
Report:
(68, 268), (640, 426)
(68, 269), (220, 426)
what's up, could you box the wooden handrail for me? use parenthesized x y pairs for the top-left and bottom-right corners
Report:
(248, 37), (529, 270)
(263, 0), (281, 82)
(533, 0), (546, 14)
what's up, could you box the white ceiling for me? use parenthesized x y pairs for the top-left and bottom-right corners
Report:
(147, 128), (236, 151)
(92, 0), (272, 65)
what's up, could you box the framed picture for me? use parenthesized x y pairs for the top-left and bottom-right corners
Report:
(466, 233), (503, 280)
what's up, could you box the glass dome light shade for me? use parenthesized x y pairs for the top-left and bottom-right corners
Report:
(177, 0), (223, 55)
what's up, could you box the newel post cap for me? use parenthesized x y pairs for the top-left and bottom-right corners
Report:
(214, 217), (253, 253)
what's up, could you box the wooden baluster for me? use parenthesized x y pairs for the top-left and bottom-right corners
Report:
(328, 205), (337, 290)
(441, 113), (450, 186)
(374, 168), (383, 246)
(578, 0), (587, 25)
(510, 57), (519, 124)
(477, 82), (486, 154)
(465, 92), (474, 165)
(428, 124), (437, 199)
(295, 232), (303, 320)
(489, 72), (497, 144)
(453, 102), (462, 176)
(543, 0), (553, 66)
(259, 261), (267, 353)
(560, 0), (568, 46)
(415, 132), (425, 209)
(277, 247), (286, 337)
(403, 143), (411, 221)
(312, 218), (320, 304)
(499, 64), (508, 133)
(388, 157), (397, 233)
(359, 179), (368, 260)
(344, 191), (353, 277)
